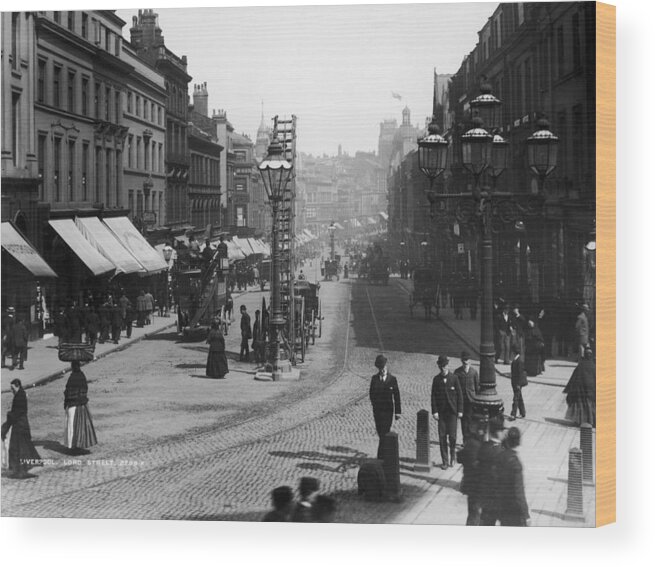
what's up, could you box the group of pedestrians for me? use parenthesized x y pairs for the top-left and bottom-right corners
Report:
(262, 476), (336, 523)
(1, 306), (29, 370)
(51, 288), (159, 349)
(1, 360), (97, 479)
(458, 421), (530, 526)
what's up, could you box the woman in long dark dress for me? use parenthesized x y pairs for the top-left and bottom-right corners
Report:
(206, 321), (229, 379)
(525, 319), (545, 376)
(1, 379), (42, 478)
(563, 347), (596, 426)
(64, 361), (98, 453)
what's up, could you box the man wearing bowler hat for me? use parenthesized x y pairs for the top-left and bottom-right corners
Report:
(454, 351), (480, 443)
(431, 355), (463, 470)
(369, 354), (401, 450)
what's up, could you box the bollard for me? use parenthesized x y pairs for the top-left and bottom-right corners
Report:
(565, 447), (585, 521)
(415, 410), (431, 472)
(380, 431), (401, 500)
(580, 423), (594, 485)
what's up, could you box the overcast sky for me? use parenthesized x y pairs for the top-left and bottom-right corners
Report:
(114, 1), (498, 156)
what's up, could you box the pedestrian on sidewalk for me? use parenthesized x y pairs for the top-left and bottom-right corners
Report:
(431, 355), (463, 470)
(369, 354), (401, 456)
(262, 485), (293, 522)
(509, 346), (528, 421)
(239, 305), (252, 362)
(478, 417), (505, 525)
(524, 319), (545, 376)
(574, 303), (590, 360)
(110, 304), (122, 344)
(1, 306), (16, 368)
(510, 304), (527, 358)
(10, 316), (29, 370)
(1, 379), (42, 479)
(495, 303), (512, 365)
(497, 427), (531, 527)
(144, 289), (155, 325)
(136, 290), (147, 328)
(291, 476), (320, 522)
(118, 292), (132, 331)
(454, 351), (479, 443)
(313, 495), (337, 523)
(53, 305), (68, 347)
(64, 361), (98, 454)
(457, 421), (485, 525)
(252, 309), (265, 365)
(205, 321), (228, 379)
(563, 346), (596, 427)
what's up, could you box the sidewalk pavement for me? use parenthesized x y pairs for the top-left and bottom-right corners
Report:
(0, 288), (255, 394)
(393, 278), (596, 526)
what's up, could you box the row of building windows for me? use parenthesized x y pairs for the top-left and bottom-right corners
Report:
(37, 133), (121, 207)
(126, 135), (164, 174)
(166, 119), (188, 158)
(190, 154), (220, 187)
(126, 91), (164, 126)
(165, 80), (188, 117)
(37, 58), (121, 123)
(50, 11), (121, 57)
(467, 5), (584, 92)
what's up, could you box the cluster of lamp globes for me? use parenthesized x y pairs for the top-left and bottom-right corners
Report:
(417, 81), (559, 190)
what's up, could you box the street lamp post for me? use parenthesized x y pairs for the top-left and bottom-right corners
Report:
(418, 78), (558, 430)
(259, 136), (293, 381)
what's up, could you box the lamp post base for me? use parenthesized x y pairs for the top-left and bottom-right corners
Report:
(471, 394), (505, 435)
(254, 360), (300, 382)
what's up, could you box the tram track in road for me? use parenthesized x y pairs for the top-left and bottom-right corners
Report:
(2, 277), (389, 516)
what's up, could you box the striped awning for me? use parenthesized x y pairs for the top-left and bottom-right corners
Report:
(1, 222), (57, 278)
(49, 219), (115, 276)
(75, 217), (144, 274)
(103, 216), (168, 274)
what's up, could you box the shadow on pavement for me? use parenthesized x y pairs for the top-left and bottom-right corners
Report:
(269, 446), (368, 474)
(544, 416), (578, 428)
(34, 439), (70, 455)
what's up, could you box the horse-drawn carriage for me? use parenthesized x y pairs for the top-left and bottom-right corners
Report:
(409, 268), (440, 319)
(292, 280), (322, 362)
(367, 256), (389, 286)
(323, 257), (340, 281)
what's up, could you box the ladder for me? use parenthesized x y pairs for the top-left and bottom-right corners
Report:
(273, 115), (298, 364)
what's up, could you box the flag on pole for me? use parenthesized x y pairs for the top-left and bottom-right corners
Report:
(391, 92), (402, 101)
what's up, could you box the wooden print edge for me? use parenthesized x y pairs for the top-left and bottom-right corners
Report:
(595, 1), (616, 527)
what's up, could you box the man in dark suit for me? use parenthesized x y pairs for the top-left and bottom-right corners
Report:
(369, 354), (401, 452)
(510, 346), (528, 420)
(239, 305), (252, 362)
(478, 418), (505, 525)
(495, 303), (512, 364)
(431, 355), (463, 470)
(454, 350), (480, 443)
(497, 427), (530, 526)
(10, 317), (29, 370)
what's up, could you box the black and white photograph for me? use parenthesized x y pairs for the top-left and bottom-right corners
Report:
(1, 0), (605, 534)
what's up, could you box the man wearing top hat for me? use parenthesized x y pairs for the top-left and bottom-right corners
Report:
(369, 354), (401, 443)
(454, 351), (480, 443)
(431, 355), (463, 470)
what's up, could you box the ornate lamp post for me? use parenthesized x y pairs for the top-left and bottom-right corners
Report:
(417, 78), (557, 430)
(259, 136), (293, 381)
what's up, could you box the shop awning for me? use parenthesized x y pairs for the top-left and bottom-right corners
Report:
(334, 222), (345, 230)
(1, 222), (57, 278)
(103, 216), (168, 274)
(367, 217), (377, 225)
(226, 239), (246, 261)
(75, 217), (145, 274)
(379, 211), (389, 220)
(302, 229), (316, 240)
(258, 241), (271, 256)
(49, 219), (115, 276)
(233, 237), (255, 256)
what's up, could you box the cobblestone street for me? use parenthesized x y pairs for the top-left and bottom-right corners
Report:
(2, 276), (593, 525)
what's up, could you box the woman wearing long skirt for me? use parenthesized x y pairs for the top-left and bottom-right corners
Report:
(563, 347), (596, 427)
(64, 361), (98, 453)
(1, 379), (42, 478)
(206, 321), (229, 379)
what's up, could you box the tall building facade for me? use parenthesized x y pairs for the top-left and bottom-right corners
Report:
(188, 83), (223, 235)
(130, 9), (191, 230)
(446, 1), (596, 308)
